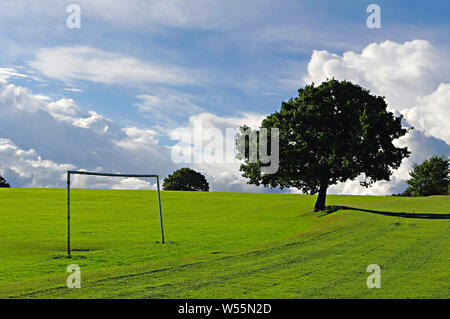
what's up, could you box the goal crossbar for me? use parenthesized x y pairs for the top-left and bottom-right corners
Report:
(66, 170), (165, 257)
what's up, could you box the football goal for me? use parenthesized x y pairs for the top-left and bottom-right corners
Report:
(66, 170), (165, 257)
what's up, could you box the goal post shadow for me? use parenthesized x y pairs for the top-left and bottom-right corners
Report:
(66, 170), (165, 258)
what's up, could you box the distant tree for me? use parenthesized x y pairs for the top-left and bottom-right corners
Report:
(0, 175), (10, 188)
(401, 156), (449, 196)
(163, 168), (209, 192)
(237, 79), (410, 211)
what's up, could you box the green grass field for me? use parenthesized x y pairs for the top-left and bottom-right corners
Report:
(0, 188), (448, 299)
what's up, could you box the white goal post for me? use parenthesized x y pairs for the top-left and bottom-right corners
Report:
(66, 170), (165, 257)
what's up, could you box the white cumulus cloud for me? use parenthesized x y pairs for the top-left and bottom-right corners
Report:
(0, 138), (74, 187)
(0, 73), (172, 189)
(303, 39), (450, 195)
(401, 83), (450, 144)
(305, 40), (449, 110)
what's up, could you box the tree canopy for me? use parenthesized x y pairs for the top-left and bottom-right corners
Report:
(0, 175), (10, 188)
(237, 79), (410, 211)
(163, 168), (209, 192)
(401, 156), (449, 196)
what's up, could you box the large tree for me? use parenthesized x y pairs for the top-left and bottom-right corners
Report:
(402, 156), (449, 196)
(163, 168), (209, 192)
(237, 79), (410, 211)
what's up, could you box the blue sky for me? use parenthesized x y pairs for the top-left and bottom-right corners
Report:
(0, 1), (449, 193)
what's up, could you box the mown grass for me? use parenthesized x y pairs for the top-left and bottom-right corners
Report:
(0, 188), (448, 298)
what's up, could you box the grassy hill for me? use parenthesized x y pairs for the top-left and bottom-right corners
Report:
(0, 188), (448, 298)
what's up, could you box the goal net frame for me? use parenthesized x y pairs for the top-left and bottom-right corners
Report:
(66, 170), (165, 257)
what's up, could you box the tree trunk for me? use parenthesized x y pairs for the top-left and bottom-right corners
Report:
(314, 182), (328, 212)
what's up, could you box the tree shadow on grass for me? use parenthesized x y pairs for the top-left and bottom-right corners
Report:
(319, 205), (450, 219)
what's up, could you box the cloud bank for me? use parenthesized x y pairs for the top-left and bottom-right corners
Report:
(1, 39), (449, 196)
(0, 68), (265, 192)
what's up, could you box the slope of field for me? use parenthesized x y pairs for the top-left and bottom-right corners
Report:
(0, 188), (448, 298)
